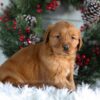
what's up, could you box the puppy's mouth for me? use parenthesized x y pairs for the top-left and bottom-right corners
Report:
(56, 50), (70, 56)
(51, 45), (74, 56)
(53, 50), (74, 56)
(63, 50), (71, 55)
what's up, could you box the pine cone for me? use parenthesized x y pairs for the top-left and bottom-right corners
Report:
(23, 15), (37, 28)
(82, 0), (100, 28)
(29, 34), (41, 44)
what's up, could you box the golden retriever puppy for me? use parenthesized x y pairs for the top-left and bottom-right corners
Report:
(0, 21), (82, 90)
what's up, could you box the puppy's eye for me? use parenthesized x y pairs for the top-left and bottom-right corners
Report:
(71, 36), (76, 40)
(56, 35), (60, 39)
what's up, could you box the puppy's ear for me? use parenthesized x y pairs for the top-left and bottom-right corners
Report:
(77, 35), (83, 50)
(44, 24), (54, 43)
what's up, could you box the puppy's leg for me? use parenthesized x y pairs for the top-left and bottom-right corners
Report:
(2, 76), (19, 84)
(0, 69), (25, 86)
(52, 76), (72, 90)
(54, 77), (75, 90)
(58, 80), (73, 90)
(67, 67), (75, 90)
(53, 70), (75, 90)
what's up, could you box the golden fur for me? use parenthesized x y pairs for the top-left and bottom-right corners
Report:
(0, 21), (82, 90)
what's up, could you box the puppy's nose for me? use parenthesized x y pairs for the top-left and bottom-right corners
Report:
(63, 44), (69, 51)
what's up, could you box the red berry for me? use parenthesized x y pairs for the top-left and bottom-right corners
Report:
(19, 35), (25, 42)
(76, 54), (81, 59)
(49, 3), (54, 8)
(52, 0), (58, 6)
(51, 6), (56, 10)
(85, 58), (90, 65)
(82, 54), (86, 59)
(13, 19), (17, 25)
(55, 1), (58, 7)
(46, 5), (52, 10)
(37, 4), (41, 8)
(78, 62), (83, 67)
(96, 51), (100, 55)
(13, 25), (16, 30)
(36, 8), (43, 13)
(4, 18), (9, 22)
(18, 29), (22, 34)
(96, 47), (99, 51)
(26, 27), (30, 33)
(0, 17), (3, 21)
(27, 38), (31, 44)
(19, 46), (23, 49)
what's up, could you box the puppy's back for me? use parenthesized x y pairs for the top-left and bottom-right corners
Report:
(0, 44), (41, 84)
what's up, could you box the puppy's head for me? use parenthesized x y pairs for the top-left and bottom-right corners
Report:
(44, 21), (82, 55)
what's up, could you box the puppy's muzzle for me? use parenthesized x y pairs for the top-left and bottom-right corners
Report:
(63, 44), (69, 51)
